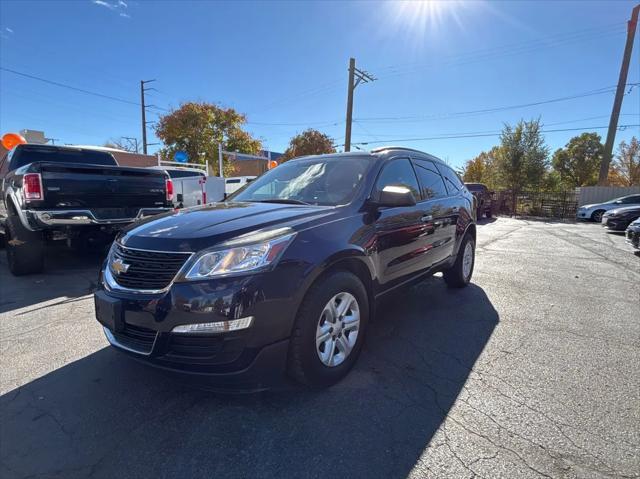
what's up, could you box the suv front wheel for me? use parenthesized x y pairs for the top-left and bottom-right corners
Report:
(288, 271), (369, 388)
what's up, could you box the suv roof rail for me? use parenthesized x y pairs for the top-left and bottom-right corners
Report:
(370, 146), (445, 162)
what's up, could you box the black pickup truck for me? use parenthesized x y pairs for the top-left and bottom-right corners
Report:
(0, 144), (173, 275)
(464, 182), (494, 219)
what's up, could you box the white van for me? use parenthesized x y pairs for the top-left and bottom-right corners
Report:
(149, 167), (225, 208)
(225, 176), (257, 195)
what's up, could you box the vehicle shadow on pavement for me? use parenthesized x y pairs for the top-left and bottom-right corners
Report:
(0, 277), (498, 479)
(476, 217), (498, 225)
(0, 245), (104, 314)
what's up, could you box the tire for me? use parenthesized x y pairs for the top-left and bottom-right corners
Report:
(485, 209), (492, 219)
(288, 271), (369, 388)
(5, 215), (45, 275)
(443, 233), (475, 288)
(591, 210), (605, 223)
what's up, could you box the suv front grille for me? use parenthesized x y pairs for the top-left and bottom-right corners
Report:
(110, 243), (192, 291)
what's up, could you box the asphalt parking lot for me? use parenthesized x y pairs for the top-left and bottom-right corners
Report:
(1, 217), (639, 479)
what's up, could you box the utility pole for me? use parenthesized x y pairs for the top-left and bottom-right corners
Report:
(598, 3), (639, 185)
(140, 79), (156, 155)
(344, 57), (376, 152)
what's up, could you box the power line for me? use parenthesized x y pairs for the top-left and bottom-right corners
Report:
(355, 84), (638, 123)
(334, 124), (640, 148)
(246, 119), (343, 127)
(374, 23), (627, 79)
(1, 67), (140, 106)
(0, 66), (170, 112)
(349, 114), (640, 139)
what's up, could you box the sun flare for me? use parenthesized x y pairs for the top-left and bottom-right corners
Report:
(387, 0), (469, 34)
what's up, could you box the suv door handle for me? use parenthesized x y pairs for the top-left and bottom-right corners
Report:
(452, 206), (459, 212)
(421, 215), (433, 222)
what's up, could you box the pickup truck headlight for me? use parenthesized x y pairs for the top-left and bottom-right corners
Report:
(184, 228), (295, 279)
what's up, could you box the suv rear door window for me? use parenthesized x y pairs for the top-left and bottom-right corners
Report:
(413, 159), (448, 200)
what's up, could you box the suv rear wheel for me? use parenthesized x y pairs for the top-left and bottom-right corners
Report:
(443, 233), (475, 288)
(288, 271), (369, 388)
(6, 214), (45, 275)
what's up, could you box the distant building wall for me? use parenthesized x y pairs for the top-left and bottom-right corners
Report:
(111, 151), (158, 168)
(577, 186), (640, 205)
(230, 159), (268, 177)
(227, 150), (283, 177)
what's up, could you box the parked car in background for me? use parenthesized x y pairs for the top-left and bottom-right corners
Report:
(577, 194), (640, 222)
(95, 147), (476, 390)
(0, 143), (173, 275)
(149, 166), (225, 207)
(601, 205), (640, 231)
(225, 175), (256, 195)
(464, 183), (493, 219)
(625, 218), (640, 251)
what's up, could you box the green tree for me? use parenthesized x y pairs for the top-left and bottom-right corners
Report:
(280, 129), (335, 162)
(461, 146), (499, 189)
(495, 119), (549, 192)
(155, 102), (261, 176)
(551, 132), (603, 187)
(609, 137), (640, 186)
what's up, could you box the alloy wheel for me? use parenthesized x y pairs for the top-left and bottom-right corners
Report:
(462, 241), (474, 280)
(315, 292), (360, 367)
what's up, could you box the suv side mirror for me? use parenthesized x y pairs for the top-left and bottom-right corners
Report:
(376, 184), (417, 208)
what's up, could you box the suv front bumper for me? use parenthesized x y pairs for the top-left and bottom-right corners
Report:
(94, 267), (302, 391)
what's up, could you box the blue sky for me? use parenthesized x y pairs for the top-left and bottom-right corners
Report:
(0, 0), (638, 169)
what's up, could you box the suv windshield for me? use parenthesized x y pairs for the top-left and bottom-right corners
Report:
(231, 156), (371, 206)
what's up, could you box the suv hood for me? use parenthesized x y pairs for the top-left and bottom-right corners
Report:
(119, 201), (334, 252)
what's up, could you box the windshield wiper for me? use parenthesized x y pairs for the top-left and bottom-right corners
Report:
(253, 198), (311, 206)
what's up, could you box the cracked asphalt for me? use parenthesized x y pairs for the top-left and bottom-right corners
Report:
(1, 217), (639, 479)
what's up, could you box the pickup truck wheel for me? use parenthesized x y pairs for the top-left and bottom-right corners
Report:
(5, 215), (45, 275)
(443, 233), (475, 288)
(288, 271), (369, 388)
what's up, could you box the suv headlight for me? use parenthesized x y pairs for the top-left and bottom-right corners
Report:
(184, 227), (295, 280)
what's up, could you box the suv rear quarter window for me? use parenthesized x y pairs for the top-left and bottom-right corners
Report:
(437, 163), (464, 195)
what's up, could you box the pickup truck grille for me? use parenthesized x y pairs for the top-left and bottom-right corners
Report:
(110, 244), (192, 291)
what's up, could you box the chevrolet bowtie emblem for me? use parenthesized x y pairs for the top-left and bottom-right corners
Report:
(111, 258), (130, 275)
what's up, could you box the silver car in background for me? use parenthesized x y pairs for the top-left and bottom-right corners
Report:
(577, 194), (640, 222)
